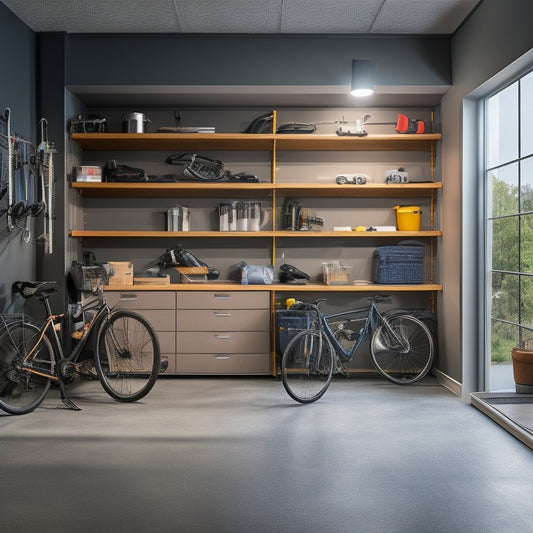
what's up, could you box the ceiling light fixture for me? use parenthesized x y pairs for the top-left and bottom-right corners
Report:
(350, 59), (374, 97)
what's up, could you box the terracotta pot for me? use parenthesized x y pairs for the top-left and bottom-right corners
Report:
(511, 347), (533, 393)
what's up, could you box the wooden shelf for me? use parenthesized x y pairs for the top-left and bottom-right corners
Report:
(71, 181), (275, 198)
(71, 181), (441, 199)
(274, 182), (441, 198)
(70, 230), (441, 238)
(70, 132), (441, 152)
(105, 282), (443, 292)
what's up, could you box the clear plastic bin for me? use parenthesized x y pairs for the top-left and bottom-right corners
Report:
(321, 261), (352, 285)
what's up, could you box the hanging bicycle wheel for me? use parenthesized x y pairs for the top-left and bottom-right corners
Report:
(281, 329), (334, 403)
(0, 319), (54, 414)
(94, 310), (160, 402)
(371, 314), (434, 384)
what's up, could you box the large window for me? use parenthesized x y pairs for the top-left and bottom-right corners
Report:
(486, 72), (533, 382)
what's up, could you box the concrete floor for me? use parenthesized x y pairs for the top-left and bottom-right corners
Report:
(1, 376), (532, 533)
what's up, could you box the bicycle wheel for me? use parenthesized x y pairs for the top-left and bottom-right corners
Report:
(371, 314), (434, 384)
(281, 329), (334, 403)
(94, 310), (160, 402)
(0, 319), (54, 414)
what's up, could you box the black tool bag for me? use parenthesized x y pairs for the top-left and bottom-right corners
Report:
(276, 122), (316, 134)
(165, 153), (228, 181)
(243, 112), (273, 133)
(103, 160), (148, 182)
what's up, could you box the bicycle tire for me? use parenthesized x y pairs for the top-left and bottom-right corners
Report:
(94, 310), (160, 402)
(0, 319), (54, 414)
(371, 314), (434, 384)
(281, 329), (334, 403)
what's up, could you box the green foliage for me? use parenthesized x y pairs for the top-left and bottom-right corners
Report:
(489, 174), (533, 361)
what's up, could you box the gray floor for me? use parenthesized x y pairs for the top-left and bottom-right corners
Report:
(1, 376), (533, 533)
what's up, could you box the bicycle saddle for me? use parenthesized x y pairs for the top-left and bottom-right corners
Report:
(12, 281), (58, 299)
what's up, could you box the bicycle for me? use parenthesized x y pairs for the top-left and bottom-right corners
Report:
(280, 296), (434, 403)
(0, 276), (161, 415)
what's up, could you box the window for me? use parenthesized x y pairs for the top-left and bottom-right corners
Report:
(485, 71), (533, 388)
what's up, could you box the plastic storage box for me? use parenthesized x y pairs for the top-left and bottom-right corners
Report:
(275, 308), (318, 354)
(372, 245), (424, 284)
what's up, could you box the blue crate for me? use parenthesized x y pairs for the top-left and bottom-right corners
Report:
(275, 309), (318, 354)
(372, 245), (424, 284)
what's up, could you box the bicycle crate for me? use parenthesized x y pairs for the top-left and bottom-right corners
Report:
(371, 245), (424, 284)
(70, 261), (112, 292)
(275, 308), (318, 354)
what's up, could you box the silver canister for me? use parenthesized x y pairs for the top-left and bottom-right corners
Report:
(122, 112), (151, 133)
(167, 206), (190, 231)
(217, 203), (232, 232)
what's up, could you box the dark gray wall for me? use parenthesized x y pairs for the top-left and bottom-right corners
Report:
(66, 33), (451, 88)
(0, 3), (36, 313)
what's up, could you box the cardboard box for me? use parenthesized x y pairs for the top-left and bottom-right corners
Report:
(107, 262), (134, 286)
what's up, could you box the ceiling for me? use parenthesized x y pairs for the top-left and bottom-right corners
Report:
(1, 0), (481, 108)
(2, 0), (480, 35)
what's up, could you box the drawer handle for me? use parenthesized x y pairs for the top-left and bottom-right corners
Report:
(214, 293), (230, 299)
(119, 293), (138, 300)
(214, 312), (231, 317)
(215, 334), (231, 339)
(214, 355), (231, 360)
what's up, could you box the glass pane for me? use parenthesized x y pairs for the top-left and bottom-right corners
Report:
(520, 157), (533, 212)
(521, 71), (533, 157)
(486, 82), (518, 168)
(488, 163), (518, 217)
(491, 272), (519, 324)
(490, 217), (519, 271)
(520, 275), (533, 328)
(490, 320), (517, 363)
(520, 214), (533, 273)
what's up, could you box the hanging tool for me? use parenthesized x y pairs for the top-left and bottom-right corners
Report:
(36, 118), (56, 254)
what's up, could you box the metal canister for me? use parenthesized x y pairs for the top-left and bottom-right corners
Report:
(167, 206), (190, 231)
(122, 112), (151, 133)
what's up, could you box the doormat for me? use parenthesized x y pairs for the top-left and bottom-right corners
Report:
(471, 392), (533, 450)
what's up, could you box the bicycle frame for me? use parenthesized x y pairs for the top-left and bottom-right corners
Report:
(321, 299), (403, 364)
(16, 296), (112, 381)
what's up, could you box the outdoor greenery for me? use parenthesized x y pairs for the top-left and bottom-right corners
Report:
(490, 171), (533, 361)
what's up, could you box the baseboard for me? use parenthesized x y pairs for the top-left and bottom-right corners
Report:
(432, 368), (462, 397)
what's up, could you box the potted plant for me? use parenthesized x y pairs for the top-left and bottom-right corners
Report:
(511, 337), (533, 393)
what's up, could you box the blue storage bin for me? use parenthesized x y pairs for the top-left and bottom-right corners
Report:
(372, 245), (424, 284)
(275, 309), (318, 354)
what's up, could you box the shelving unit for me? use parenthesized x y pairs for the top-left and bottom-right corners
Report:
(70, 130), (442, 292)
(70, 125), (442, 375)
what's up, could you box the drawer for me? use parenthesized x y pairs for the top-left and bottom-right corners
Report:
(156, 331), (176, 354)
(178, 291), (269, 310)
(105, 291), (175, 310)
(177, 331), (270, 353)
(177, 309), (270, 332)
(176, 353), (270, 374)
(132, 309), (175, 332)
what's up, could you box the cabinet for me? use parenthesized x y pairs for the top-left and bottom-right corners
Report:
(176, 291), (270, 374)
(104, 291), (177, 373)
(69, 115), (442, 375)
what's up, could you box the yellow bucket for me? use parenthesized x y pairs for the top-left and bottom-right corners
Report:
(394, 205), (421, 231)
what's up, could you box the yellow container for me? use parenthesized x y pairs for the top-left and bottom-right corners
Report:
(394, 205), (421, 231)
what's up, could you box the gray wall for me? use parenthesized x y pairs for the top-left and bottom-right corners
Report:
(66, 34), (450, 88)
(0, 3), (36, 313)
(441, 0), (533, 396)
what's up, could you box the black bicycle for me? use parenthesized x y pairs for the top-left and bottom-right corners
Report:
(0, 277), (161, 415)
(280, 296), (434, 403)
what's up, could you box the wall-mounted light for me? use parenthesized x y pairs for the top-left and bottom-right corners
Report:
(350, 59), (374, 97)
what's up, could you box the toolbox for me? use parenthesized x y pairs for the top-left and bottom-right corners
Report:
(371, 245), (424, 284)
